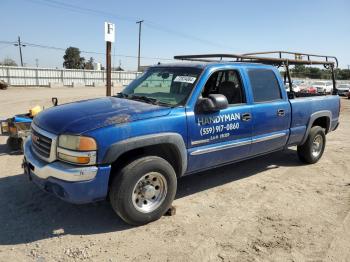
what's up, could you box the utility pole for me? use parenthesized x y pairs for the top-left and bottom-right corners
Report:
(136, 20), (144, 72)
(106, 41), (112, 96)
(105, 22), (115, 96)
(14, 36), (26, 67)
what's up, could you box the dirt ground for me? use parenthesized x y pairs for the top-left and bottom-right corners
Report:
(0, 87), (349, 262)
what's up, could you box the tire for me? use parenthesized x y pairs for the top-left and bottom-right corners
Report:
(109, 156), (177, 226)
(297, 126), (326, 164)
(6, 137), (21, 151)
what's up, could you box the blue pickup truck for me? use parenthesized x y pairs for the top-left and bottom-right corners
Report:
(23, 52), (340, 225)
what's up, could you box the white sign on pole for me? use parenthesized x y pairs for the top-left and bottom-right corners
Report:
(104, 22), (115, 42)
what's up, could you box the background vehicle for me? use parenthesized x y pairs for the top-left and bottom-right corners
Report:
(284, 80), (303, 93)
(310, 81), (333, 94)
(23, 51), (340, 226)
(1, 98), (58, 151)
(291, 80), (306, 93)
(300, 85), (317, 94)
(336, 83), (350, 96)
(1, 115), (32, 151)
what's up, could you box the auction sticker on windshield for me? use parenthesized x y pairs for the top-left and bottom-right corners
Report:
(174, 76), (197, 84)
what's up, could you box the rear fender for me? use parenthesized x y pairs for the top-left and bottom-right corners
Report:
(300, 110), (331, 145)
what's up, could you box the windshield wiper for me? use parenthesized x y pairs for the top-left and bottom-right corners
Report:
(129, 95), (171, 107)
(116, 92), (129, 98)
(129, 95), (158, 103)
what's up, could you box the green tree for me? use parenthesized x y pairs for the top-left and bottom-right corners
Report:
(63, 47), (85, 69)
(84, 57), (94, 70)
(291, 65), (308, 78)
(0, 58), (17, 66)
(290, 65), (350, 80)
(336, 69), (350, 80)
(308, 67), (322, 79)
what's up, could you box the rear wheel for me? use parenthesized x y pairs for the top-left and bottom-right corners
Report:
(297, 126), (326, 164)
(109, 156), (177, 226)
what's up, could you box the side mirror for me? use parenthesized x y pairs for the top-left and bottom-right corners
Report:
(196, 94), (228, 113)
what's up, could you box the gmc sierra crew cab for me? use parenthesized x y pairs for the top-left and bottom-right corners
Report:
(23, 52), (340, 225)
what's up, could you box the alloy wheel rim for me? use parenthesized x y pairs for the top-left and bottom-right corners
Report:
(311, 134), (323, 158)
(132, 172), (167, 213)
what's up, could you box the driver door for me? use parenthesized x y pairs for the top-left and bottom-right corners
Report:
(186, 69), (252, 173)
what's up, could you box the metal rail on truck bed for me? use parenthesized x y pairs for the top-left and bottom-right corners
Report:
(174, 51), (339, 97)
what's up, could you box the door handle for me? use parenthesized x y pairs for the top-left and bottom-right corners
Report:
(242, 113), (252, 121)
(277, 109), (285, 116)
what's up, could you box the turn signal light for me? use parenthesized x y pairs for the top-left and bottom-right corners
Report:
(58, 153), (91, 165)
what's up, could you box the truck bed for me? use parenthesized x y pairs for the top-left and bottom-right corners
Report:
(287, 95), (340, 145)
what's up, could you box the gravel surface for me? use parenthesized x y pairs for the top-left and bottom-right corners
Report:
(0, 87), (349, 262)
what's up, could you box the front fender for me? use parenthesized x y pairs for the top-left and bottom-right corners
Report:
(101, 132), (187, 176)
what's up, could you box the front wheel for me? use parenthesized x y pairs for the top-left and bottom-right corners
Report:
(297, 126), (326, 164)
(109, 156), (177, 226)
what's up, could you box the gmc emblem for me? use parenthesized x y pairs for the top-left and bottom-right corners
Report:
(32, 134), (39, 143)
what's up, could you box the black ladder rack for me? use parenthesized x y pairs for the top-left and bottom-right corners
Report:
(174, 51), (338, 67)
(173, 51), (339, 96)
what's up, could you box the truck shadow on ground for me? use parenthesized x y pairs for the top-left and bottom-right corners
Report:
(0, 144), (8, 156)
(0, 148), (302, 245)
(0, 143), (22, 156)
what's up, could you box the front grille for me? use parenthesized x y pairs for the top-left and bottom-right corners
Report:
(31, 128), (52, 158)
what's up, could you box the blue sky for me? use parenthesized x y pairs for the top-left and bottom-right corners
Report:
(1, 0), (349, 70)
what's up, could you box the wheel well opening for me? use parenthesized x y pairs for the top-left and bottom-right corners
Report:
(312, 116), (330, 133)
(109, 144), (182, 187)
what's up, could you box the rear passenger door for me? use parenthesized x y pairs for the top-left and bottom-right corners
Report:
(247, 68), (291, 155)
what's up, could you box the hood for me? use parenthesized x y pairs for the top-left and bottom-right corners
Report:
(33, 97), (171, 134)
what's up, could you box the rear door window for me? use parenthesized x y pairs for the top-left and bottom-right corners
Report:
(248, 69), (282, 102)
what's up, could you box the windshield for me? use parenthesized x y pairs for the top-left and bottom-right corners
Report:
(121, 67), (202, 106)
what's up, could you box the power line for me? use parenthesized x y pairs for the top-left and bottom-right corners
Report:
(0, 41), (16, 45)
(32, 0), (138, 22)
(25, 0), (234, 50)
(1, 39), (175, 61)
(143, 21), (234, 50)
(0, 44), (14, 50)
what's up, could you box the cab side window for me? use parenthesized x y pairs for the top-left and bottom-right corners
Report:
(248, 69), (282, 102)
(202, 70), (245, 104)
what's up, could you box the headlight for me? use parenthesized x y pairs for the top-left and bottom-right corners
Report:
(58, 135), (97, 151)
(57, 135), (97, 165)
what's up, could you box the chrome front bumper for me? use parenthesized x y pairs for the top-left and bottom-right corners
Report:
(23, 138), (98, 182)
